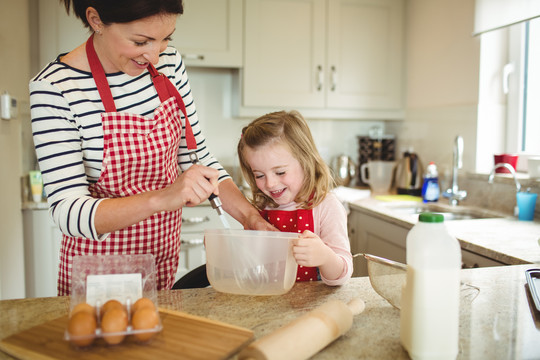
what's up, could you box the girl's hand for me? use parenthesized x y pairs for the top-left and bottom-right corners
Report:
(292, 230), (333, 267)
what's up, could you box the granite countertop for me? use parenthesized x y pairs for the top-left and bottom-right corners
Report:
(1, 265), (539, 359)
(349, 197), (540, 265)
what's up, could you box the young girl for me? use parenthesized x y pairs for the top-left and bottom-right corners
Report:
(237, 111), (353, 285)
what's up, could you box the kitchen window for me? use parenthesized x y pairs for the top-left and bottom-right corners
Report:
(506, 18), (540, 164)
(478, 17), (540, 173)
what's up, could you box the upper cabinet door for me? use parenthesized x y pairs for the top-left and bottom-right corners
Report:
(170, 0), (243, 68)
(326, 0), (404, 110)
(36, 0), (243, 70)
(243, 0), (327, 108)
(241, 0), (404, 120)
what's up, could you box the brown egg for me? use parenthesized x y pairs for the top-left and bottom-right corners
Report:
(101, 299), (124, 318)
(132, 297), (156, 314)
(70, 302), (95, 317)
(101, 308), (128, 345)
(131, 307), (160, 342)
(67, 311), (97, 347)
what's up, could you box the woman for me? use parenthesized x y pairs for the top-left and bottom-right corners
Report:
(29, 0), (274, 295)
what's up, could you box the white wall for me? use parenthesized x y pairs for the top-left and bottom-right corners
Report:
(0, 1), (29, 299)
(388, 0), (481, 181)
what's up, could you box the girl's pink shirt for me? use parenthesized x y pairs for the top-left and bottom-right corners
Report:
(266, 192), (353, 285)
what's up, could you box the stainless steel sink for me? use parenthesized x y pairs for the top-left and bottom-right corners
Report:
(381, 202), (505, 221)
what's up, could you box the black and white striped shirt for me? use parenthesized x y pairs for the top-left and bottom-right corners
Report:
(30, 47), (228, 240)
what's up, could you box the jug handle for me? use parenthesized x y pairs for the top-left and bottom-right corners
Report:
(360, 163), (369, 184)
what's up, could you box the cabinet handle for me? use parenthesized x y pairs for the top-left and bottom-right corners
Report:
(182, 216), (210, 225)
(330, 66), (337, 91)
(316, 65), (324, 91)
(181, 238), (204, 245)
(502, 63), (515, 94)
(182, 53), (205, 61)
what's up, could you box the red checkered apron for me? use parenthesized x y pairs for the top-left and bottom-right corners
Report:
(260, 209), (319, 281)
(57, 35), (198, 295)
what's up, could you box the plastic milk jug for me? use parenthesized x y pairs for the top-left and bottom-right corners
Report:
(400, 212), (461, 360)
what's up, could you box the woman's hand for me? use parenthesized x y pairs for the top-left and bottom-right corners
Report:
(157, 164), (220, 212)
(216, 178), (277, 231)
(243, 212), (278, 231)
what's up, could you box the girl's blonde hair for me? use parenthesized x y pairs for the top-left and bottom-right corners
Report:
(238, 110), (335, 210)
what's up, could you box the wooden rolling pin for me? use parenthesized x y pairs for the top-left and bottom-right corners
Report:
(238, 298), (365, 360)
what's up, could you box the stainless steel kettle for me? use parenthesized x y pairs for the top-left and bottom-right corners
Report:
(332, 155), (356, 187)
(394, 150), (423, 196)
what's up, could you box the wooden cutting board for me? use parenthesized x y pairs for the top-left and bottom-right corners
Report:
(0, 308), (253, 360)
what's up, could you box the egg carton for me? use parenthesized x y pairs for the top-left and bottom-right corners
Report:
(65, 254), (163, 346)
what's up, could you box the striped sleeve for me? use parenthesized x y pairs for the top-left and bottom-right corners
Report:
(30, 79), (103, 240)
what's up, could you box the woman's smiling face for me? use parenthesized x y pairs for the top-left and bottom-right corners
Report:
(243, 142), (305, 206)
(93, 12), (177, 75)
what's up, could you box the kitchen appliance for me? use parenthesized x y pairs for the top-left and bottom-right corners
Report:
(331, 154), (356, 186)
(357, 134), (396, 186)
(359, 160), (395, 195)
(394, 150), (423, 196)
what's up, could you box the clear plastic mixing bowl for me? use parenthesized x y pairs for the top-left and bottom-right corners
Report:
(205, 229), (299, 296)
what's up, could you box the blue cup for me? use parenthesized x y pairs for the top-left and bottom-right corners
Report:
(516, 192), (538, 221)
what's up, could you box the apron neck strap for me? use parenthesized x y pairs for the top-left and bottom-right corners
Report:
(147, 63), (197, 150)
(86, 34), (116, 113)
(85, 35), (197, 150)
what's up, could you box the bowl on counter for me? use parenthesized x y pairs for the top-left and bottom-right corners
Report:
(204, 229), (298, 296)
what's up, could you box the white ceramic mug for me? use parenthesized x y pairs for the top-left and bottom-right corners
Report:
(360, 160), (395, 195)
(528, 157), (540, 179)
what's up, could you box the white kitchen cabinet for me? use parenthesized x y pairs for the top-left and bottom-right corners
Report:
(36, 0), (242, 70)
(241, 0), (404, 120)
(348, 209), (408, 277)
(348, 207), (507, 277)
(23, 208), (62, 298)
(170, 0), (243, 68)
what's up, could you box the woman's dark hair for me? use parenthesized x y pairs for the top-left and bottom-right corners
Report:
(61, 0), (184, 28)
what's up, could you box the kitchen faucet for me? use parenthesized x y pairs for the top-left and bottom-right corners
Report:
(488, 163), (521, 192)
(443, 135), (467, 206)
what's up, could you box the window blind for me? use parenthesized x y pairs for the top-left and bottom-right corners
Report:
(474, 0), (540, 35)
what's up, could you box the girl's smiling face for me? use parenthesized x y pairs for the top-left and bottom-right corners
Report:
(243, 142), (305, 206)
(91, 12), (177, 75)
